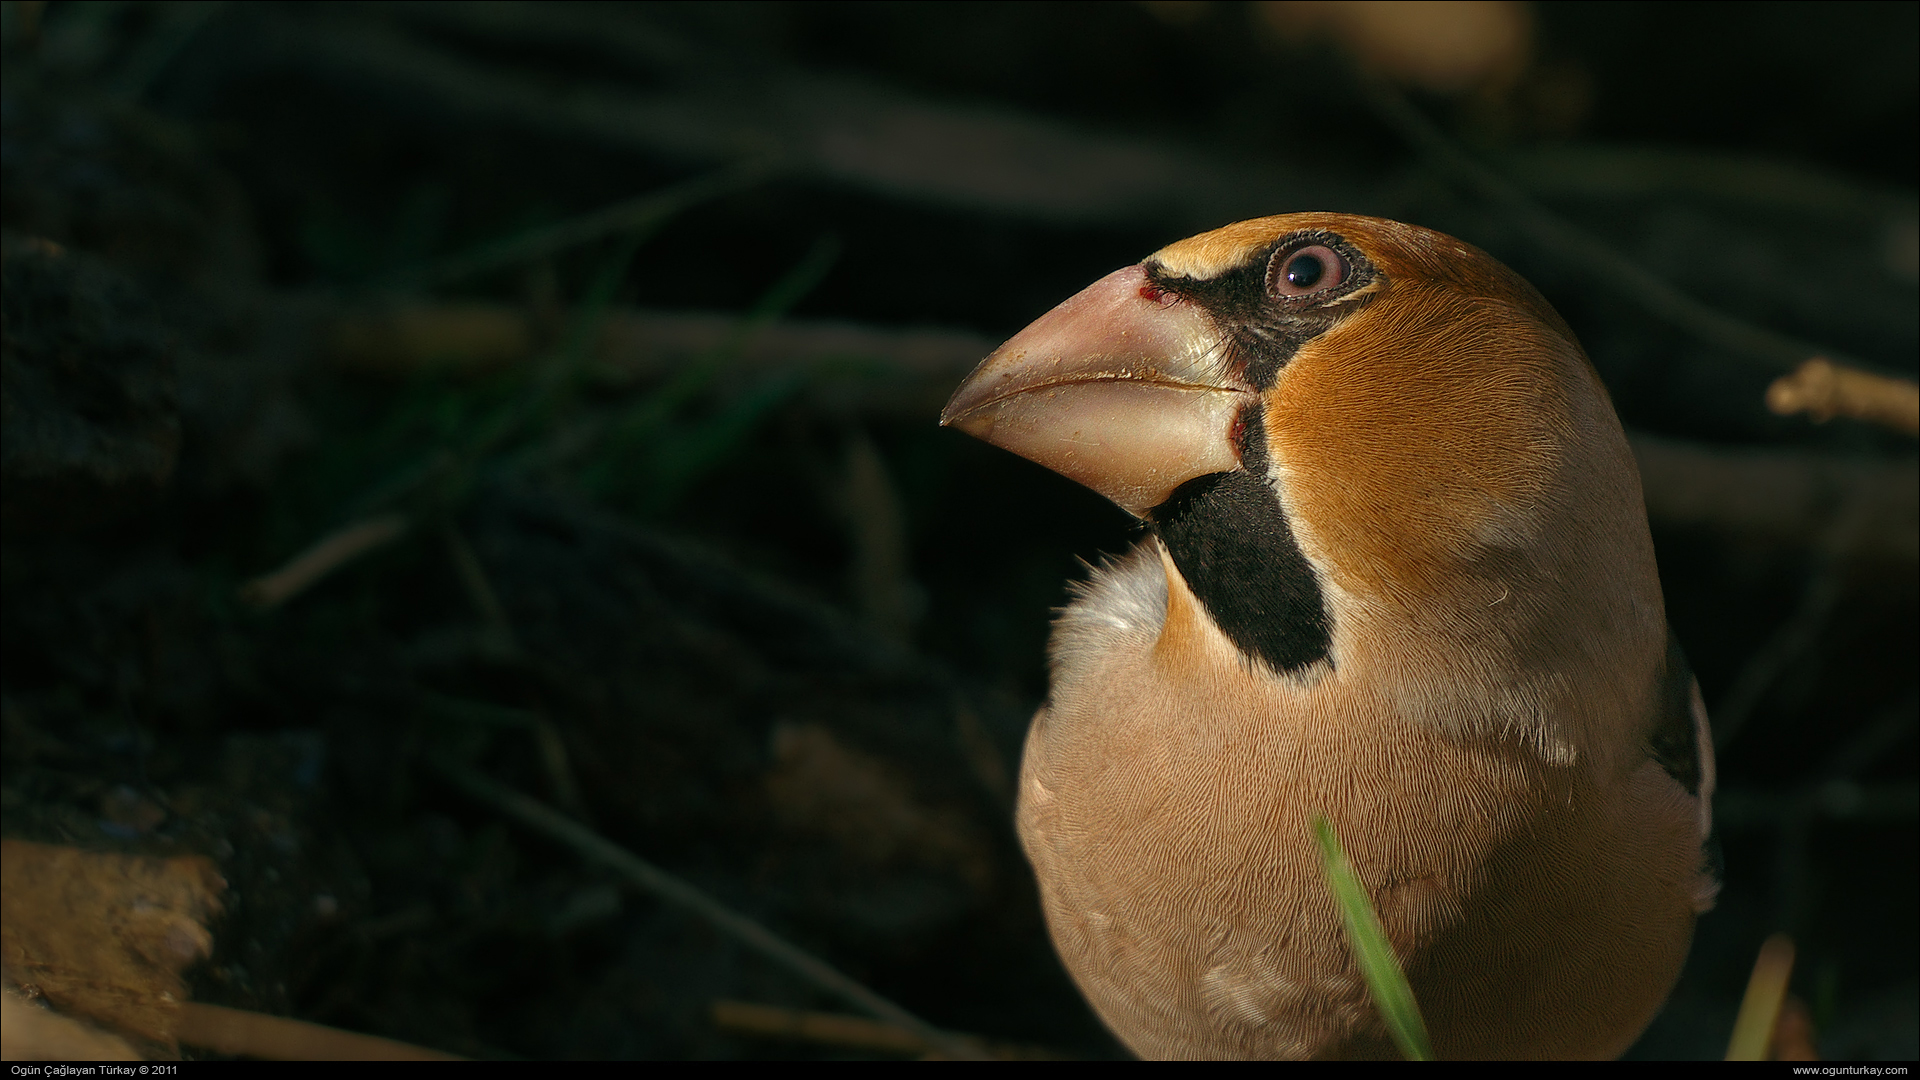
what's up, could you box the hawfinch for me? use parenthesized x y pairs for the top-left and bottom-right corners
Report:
(940, 215), (1716, 1059)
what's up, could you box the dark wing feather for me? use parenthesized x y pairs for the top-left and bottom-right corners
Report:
(1650, 632), (1720, 911)
(1649, 632), (1711, 798)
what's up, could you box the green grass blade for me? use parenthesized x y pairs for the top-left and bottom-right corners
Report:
(572, 236), (841, 505)
(1313, 814), (1434, 1061)
(638, 373), (808, 512)
(1726, 934), (1795, 1060)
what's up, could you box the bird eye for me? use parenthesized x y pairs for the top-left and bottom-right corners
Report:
(1268, 244), (1349, 299)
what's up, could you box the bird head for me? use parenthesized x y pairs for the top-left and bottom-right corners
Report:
(943, 214), (1661, 752)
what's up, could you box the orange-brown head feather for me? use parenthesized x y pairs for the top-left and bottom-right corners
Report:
(1149, 213), (1661, 764)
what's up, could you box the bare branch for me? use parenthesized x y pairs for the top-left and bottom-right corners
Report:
(1362, 80), (1874, 375)
(320, 300), (1920, 561)
(1631, 436), (1917, 564)
(174, 1003), (464, 1061)
(252, 9), (1336, 228)
(1767, 357), (1920, 437)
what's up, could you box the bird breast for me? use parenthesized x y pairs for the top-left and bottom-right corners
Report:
(1023, 542), (1700, 1059)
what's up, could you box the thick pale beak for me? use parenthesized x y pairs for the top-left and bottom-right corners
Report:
(940, 265), (1253, 518)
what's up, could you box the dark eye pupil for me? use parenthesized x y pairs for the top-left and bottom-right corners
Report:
(1286, 255), (1324, 289)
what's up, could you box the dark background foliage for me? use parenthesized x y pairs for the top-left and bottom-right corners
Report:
(2, 0), (1913, 1060)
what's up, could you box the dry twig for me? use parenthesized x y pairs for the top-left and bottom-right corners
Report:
(711, 999), (935, 1057)
(326, 302), (988, 400)
(173, 1003), (463, 1061)
(710, 999), (1057, 1059)
(838, 430), (919, 640)
(240, 514), (411, 610)
(1767, 357), (1920, 437)
(441, 527), (594, 821)
(428, 756), (988, 1060)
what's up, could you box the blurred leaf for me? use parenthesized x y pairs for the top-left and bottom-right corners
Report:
(576, 236), (842, 512)
(297, 184), (450, 286)
(400, 167), (765, 289)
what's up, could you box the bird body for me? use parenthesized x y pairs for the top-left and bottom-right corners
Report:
(942, 214), (1715, 1059)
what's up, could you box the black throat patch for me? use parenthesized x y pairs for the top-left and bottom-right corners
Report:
(1148, 409), (1332, 675)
